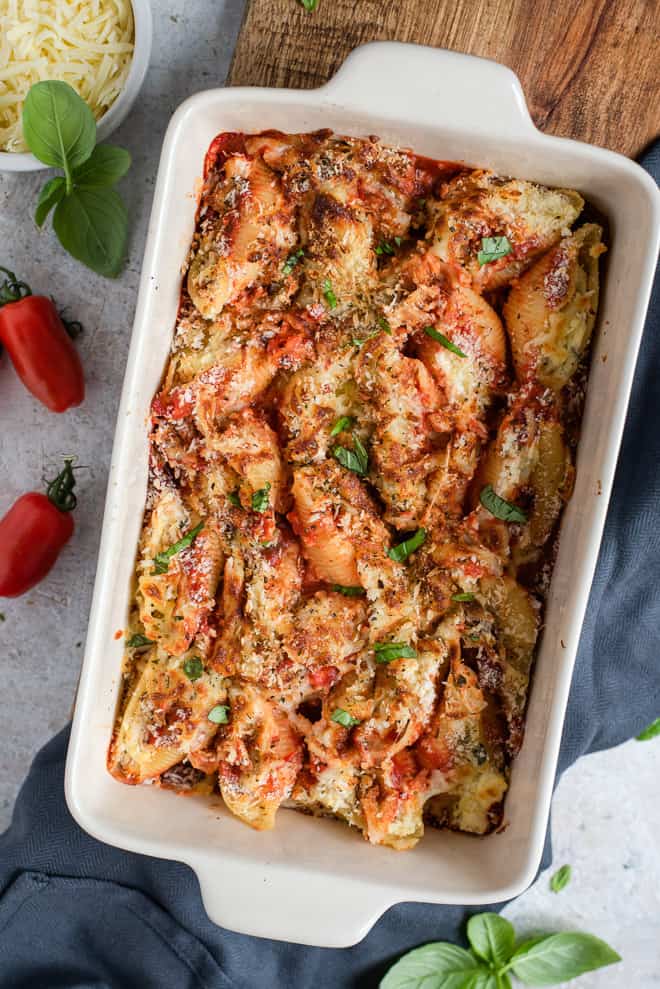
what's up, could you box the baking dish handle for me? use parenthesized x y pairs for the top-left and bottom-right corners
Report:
(320, 41), (536, 139)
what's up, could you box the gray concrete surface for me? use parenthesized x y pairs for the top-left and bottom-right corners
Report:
(0, 4), (658, 985)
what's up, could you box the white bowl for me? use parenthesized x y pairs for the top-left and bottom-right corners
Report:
(65, 43), (660, 947)
(0, 0), (152, 172)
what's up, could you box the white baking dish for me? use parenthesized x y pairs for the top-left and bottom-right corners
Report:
(65, 42), (660, 948)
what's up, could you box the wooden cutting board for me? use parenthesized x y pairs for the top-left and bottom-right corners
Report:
(228, 0), (660, 159)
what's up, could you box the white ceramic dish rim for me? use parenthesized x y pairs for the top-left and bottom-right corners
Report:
(65, 43), (660, 948)
(0, 0), (153, 171)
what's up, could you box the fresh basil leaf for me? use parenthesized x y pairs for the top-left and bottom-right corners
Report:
(331, 707), (360, 727)
(251, 482), (271, 513)
(467, 913), (515, 968)
(332, 436), (368, 476)
(126, 633), (154, 649)
(330, 415), (353, 437)
(377, 315), (392, 334)
(549, 864), (572, 893)
(35, 176), (66, 227)
(331, 584), (365, 597)
(227, 490), (241, 507)
(53, 186), (128, 278)
(153, 521), (204, 574)
(380, 942), (482, 989)
(452, 592), (475, 602)
(477, 235), (512, 266)
(323, 278), (338, 309)
(636, 717), (660, 740)
(510, 933), (620, 985)
(72, 144), (131, 188)
(387, 527), (427, 562)
(374, 641), (417, 664)
(22, 80), (96, 176)
(208, 704), (229, 724)
(298, 0), (319, 10)
(424, 325), (467, 358)
(466, 974), (504, 989)
(282, 248), (304, 276)
(479, 485), (527, 524)
(183, 657), (204, 681)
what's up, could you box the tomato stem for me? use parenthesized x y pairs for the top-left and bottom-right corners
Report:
(46, 458), (77, 513)
(0, 267), (32, 307)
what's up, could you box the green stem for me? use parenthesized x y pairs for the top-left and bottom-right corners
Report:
(46, 458), (77, 512)
(0, 267), (32, 307)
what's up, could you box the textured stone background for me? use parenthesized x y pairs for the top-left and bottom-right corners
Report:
(0, 3), (658, 985)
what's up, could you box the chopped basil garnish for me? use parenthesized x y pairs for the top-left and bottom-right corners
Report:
(424, 325), (467, 358)
(550, 864), (572, 893)
(477, 235), (512, 266)
(332, 434), (368, 476)
(323, 278), (338, 310)
(282, 248), (304, 276)
(331, 707), (360, 727)
(126, 633), (154, 649)
(331, 584), (365, 596)
(330, 415), (353, 437)
(452, 592), (475, 602)
(387, 527), (426, 562)
(374, 641), (417, 663)
(375, 240), (395, 256)
(153, 521), (204, 574)
(227, 490), (241, 507)
(251, 482), (271, 513)
(208, 704), (229, 724)
(183, 657), (203, 681)
(377, 315), (392, 334)
(479, 484), (527, 523)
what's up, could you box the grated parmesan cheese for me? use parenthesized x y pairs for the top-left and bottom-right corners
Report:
(0, 0), (134, 152)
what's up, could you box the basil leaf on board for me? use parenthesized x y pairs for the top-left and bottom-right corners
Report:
(374, 642), (417, 664)
(636, 717), (660, 740)
(467, 913), (516, 968)
(509, 933), (620, 985)
(549, 864), (572, 893)
(377, 315), (392, 334)
(331, 584), (365, 597)
(477, 235), (512, 266)
(35, 176), (66, 227)
(424, 325), (468, 358)
(251, 482), (271, 513)
(323, 278), (338, 309)
(126, 633), (154, 649)
(479, 485), (527, 524)
(330, 415), (353, 437)
(331, 708), (360, 727)
(387, 527), (427, 562)
(452, 592), (475, 602)
(282, 248), (304, 276)
(183, 657), (204, 681)
(208, 705), (230, 724)
(52, 186), (128, 278)
(22, 81), (96, 180)
(380, 942), (482, 989)
(72, 144), (132, 188)
(153, 521), (204, 574)
(332, 437), (368, 476)
(298, 0), (319, 10)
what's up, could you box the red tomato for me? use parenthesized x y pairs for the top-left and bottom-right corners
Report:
(0, 271), (84, 412)
(0, 460), (77, 597)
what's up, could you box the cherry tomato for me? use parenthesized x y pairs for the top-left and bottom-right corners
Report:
(0, 459), (77, 597)
(0, 267), (84, 412)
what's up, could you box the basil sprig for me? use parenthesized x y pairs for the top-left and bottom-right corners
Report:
(333, 433), (368, 476)
(480, 485), (527, 524)
(251, 482), (271, 513)
(424, 325), (467, 358)
(636, 717), (660, 740)
(387, 527), (426, 562)
(550, 864), (572, 893)
(331, 708), (360, 727)
(374, 642), (417, 664)
(153, 521), (204, 574)
(477, 235), (512, 266)
(22, 81), (130, 277)
(380, 911), (620, 988)
(331, 584), (365, 597)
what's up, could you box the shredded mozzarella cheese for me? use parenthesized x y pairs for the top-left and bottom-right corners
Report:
(0, 0), (134, 152)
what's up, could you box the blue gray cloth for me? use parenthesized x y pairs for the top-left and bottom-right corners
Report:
(1, 146), (658, 989)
